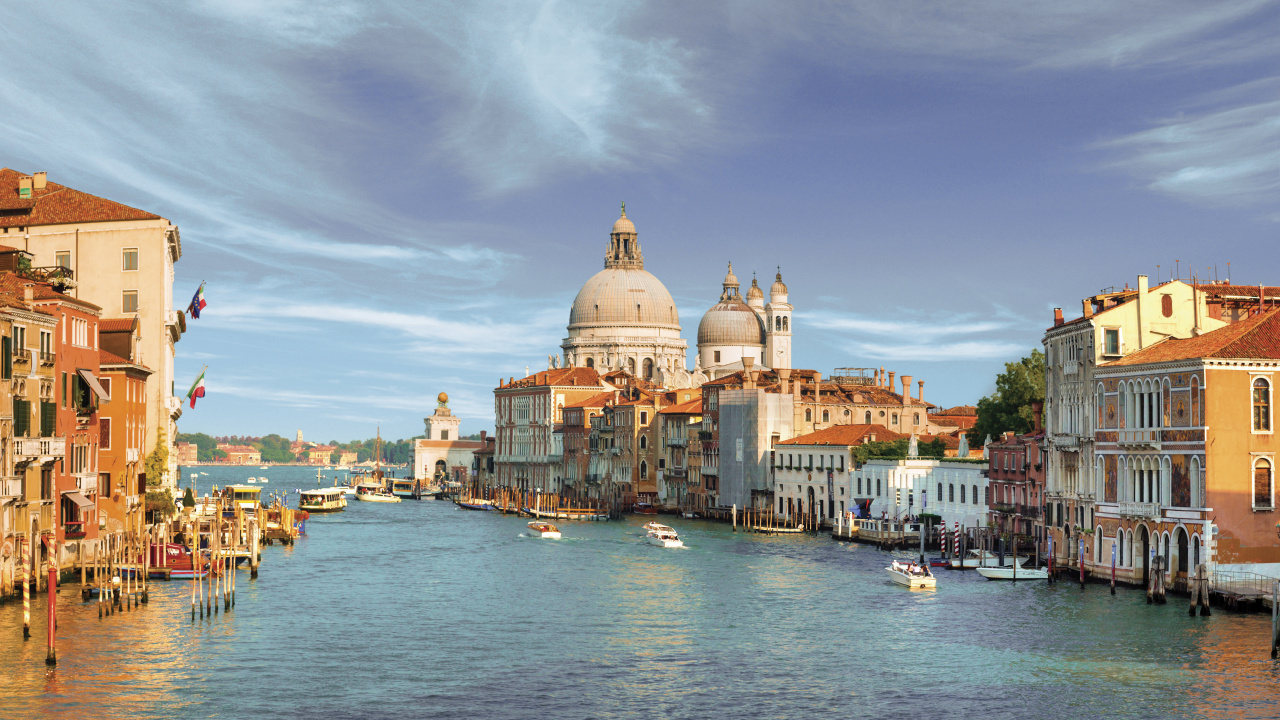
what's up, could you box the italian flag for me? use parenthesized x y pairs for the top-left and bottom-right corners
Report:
(185, 369), (206, 409)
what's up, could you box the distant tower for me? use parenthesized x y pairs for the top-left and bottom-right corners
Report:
(764, 268), (792, 370)
(295, 429), (303, 443)
(425, 392), (461, 441)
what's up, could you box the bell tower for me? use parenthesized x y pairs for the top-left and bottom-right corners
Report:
(765, 268), (792, 370)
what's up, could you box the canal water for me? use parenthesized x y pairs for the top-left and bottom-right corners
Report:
(3, 465), (1279, 719)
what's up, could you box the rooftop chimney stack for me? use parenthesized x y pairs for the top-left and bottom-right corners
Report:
(888, 371), (896, 392)
(17, 176), (31, 198)
(917, 380), (924, 404)
(1082, 299), (1094, 319)
(32, 172), (46, 190)
(901, 375), (913, 403)
(1053, 308), (1064, 327)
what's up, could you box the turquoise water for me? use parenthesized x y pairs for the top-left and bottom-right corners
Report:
(3, 465), (1279, 719)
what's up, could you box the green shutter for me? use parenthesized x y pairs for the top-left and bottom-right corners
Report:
(61, 372), (66, 409)
(1, 336), (9, 380)
(14, 398), (29, 438)
(40, 401), (55, 437)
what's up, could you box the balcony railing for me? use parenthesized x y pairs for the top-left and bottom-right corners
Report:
(1118, 501), (1159, 519)
(12, 348), (30, 365)
(1118, 429), (1161, 448)
(0, 476), (20, 497)
(667, 437), (688, 447)
(76, 474), (96, 495)
(13, 436), (66, 462)
(37, 351), (54, 367)
(127, 447), (140, 463)
(64, 520), (86, 539)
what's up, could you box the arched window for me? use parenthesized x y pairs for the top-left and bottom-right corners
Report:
(1254, 458), (1272, 508)
(1253, 378), (1271, 432)
(1162, 379), (1171, 427)
(1097, 385), (1105, 428)
(585, 358), (594, 368)
(805, 409), (812, 422)
(948, 484), (954, 502)
(640, 461), (647, 479)
(642, 358), (654, 379)
(913, 413), (920, 426)
(822, 410), (830, 423)
(972, 485), (978, 504)
(1191, 456), (1202, 508)
(1190, 376), (1200, 426)
(782, 317), (789, 331)
(626, 357), (636, 375)
(960, 484), (966, 503)
(639, 436), (647, 450)
(1119, 386), (1127, 429)
(775, 317), (781, 331)
(864, 411), (871, 423)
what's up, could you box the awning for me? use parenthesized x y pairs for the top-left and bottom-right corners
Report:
(63, 491), (94, 509)
(77, 368), (111, 402)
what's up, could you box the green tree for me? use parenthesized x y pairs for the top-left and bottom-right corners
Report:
(182, 486), (196, 508)
(177, 432), (219, 461)
(968, 350), (1046, 446)
(145, 428), (170, 486)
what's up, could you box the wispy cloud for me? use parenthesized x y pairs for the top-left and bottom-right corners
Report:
(800, 308), (1039, 362)
(848, 340), (1032, 362)
(1103, 78), (1280, 209)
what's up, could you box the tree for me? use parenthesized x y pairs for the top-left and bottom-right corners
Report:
(177, 432), (219, 461)
(968, 350), (1046, 447)
(182, 486), (196, 507)
(145, 428), (170, 486)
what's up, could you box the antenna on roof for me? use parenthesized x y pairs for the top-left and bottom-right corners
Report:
(1156, 264), (1160, 284)
(1175, 259), (1180, 280)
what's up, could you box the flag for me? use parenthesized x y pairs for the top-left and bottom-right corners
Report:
(187, 282), (207, 319)
(185, 369), (206, 409)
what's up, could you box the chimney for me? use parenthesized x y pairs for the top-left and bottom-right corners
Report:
(32, 172), (46, 190)
(1053, 308), (1064, 327)
(480, 430), (487, 442)
(17, 176), (32, 198)
(888, 371), (895, 392)
(1136, 275), (1149, 349)
(23, 283), (34, 305)
(777, 367), (792, 385)
(901, 375), (912, 403)
(1082, 299), (1093, 319)
(1031, 401), (1043, 432)
(917, 380), (924, 404)
(742, 356), (755, 389)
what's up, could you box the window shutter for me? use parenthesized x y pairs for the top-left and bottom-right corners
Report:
(1, 336), (9, 380)
(40, 401), (55, 437)
(14, 398), (29, 437)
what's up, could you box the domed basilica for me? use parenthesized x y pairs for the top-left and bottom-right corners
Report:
(557, 206), (793, 388)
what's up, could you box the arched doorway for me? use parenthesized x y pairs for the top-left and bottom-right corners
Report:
(642, 358), (654, 379)
(585, 357), (594, 368)
(434, 459), (447, 481)
(807, 487), (816, 528)
(1138, 525), (1150, 586)
(1176, 527), (1189, 576)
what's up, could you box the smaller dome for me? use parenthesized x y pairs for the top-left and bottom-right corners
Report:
(746, 276), (763, 301)
(723, 262), (739, 288)
(771, 269), (788, 297)
(612, 206), (635, 235)
(438, 392), (449, 405)
(698, 300), (766, 347)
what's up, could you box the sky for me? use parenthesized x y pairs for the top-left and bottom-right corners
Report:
(1, 1), (1277, 442)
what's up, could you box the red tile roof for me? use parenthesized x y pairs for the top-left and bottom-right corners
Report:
(659, 397), (703, 415)
(777, 424), (909, 447)
(501, 367), (604, 390)
(1105, 309), (1280, 366)
(933, 405), (977, 416)
(100, 317), (137, 333)
(99, 348), (151, 371)
(0, 271), (99, 312)
(0, 169), (161, 228)
(563, 391), (615, 409)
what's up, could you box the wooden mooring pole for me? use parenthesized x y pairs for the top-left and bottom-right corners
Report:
(1271, 582), (1278, 659)
(21, 536), (29, 639)
(45, 537), (56, 666)
(1199, 563), (1211, 616)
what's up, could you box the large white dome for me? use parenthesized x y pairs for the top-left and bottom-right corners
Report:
(569, 268), (681, 330)
(698, 299), (765, 346)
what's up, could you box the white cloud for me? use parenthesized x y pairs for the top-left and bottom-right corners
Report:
(848, 340), (1032, 362)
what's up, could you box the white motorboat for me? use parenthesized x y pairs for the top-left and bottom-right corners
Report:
(949, 550), (1029, 569)
(527, 521), (562, 539)
(353, 483), (401, 503)
(299, 488), (347, 513)
(642, 521), (667, 532)
(646, 525), (683, 548)
(886, 559), (936, 589)
(975, 566), (1049, 581)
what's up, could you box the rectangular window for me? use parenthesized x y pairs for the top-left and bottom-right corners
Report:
(1, 336), (9, 380)
(713, 351), (721, 363)
(40, 401), (55, 437)
(876, 478), (881, 496)
(122, 291), (138, 313)
(99, 377), (112, 401)
(13, 398), (29, 437)
(857, 477), (862, 494)
(100, 417), (112, 450)
(122, 248), (139, 271)
(1104, 328), (1121, 355)
(13, 325), (24, 351)
(61, 372), (67, 409)
(99, 472), (111, 497)
(56, 251), (71, 268)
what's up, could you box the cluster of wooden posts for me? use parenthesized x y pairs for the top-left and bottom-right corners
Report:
(462, 484), (614, 519)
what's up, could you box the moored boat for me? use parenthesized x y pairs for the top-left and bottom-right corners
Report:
(148, 543), (208, 579)
(975, 565), (1050, 581)
(886, 559), (936, 589)
(633, 502), (657, 515)
(300, 487), (347, 512)
(457, 498), (496, 511)
(950, 549), (1029, 569)
(645, 524), (683, 548)
(527, 521), (562, 539)
(390, 478), (421, 499)
(354, 483), (401, 503)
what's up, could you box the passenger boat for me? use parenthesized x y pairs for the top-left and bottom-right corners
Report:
(354, 483), (401, 503)
(975, 566), (1050, 581)
(950, 549), (1029, 569)
(148, 543), (208, 579)
(645, 524), (683, 548)
(390, 478), (421, 499)
(886, 559), (936, 589)
(527, 521), (562, 539)
(299, 487), (347, 513)
(223, 485), (263, 513)
(633, 502), (658, 515)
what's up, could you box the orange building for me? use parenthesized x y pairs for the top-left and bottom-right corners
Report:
(1095, 309), (1280, 587)
(97, 347), (152, 533)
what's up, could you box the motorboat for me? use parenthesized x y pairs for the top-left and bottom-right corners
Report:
(976, 566), (1050, 581)
(645, 524), (683, 548)
(527, 521), (562, 539)
(950, 550), (1029, 569)
(927, 557), (950, 568)
(633, 502), (658, 515)
(390, 478), (421, 499)
(681, 511), (697, 519)
(886, 559), (936, 589)
(148, 543), (208, 579)
(642, 521), (667, 532)
(353, 483), (401, 503)
(299, 487), (347, 512)
(457, 498), (496, 511)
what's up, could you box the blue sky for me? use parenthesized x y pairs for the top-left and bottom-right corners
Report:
(2, 1), (1277, 441)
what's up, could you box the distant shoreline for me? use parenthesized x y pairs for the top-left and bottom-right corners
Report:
(178, 462), (411, 469)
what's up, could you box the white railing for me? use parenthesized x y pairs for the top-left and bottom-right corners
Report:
(1118, 429), (1161, 446)
(13, 436), (66, 459)
(1118, 502), (1159, 519)
(127, 447), (140, 463)
(1052, 434), (1079, 449)
(0, 476), (21, 497)
(667, 437), (688, 447)
(77, 474), (96, 495)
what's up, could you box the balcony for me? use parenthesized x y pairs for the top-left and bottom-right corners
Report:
(63, 520), (86, 539)
(667, 436), (688, 447)
(0, 476), (20, 497)
(1051, 434), (1080, 449)
(127, 447), (140, 463)
(37, 351), (54, 367)
(1118, 429), (1161, 449)
(13, 436), (66, 463)
(12, 348), (30, 366)
(76, 474), (96, 495)
(1062, 359), (1079, 376)
(1118, 502), (1159, 520)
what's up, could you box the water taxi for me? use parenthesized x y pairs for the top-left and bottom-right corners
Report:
(950, 550), (1029, 569)
(300, 487), (347, 512)
(390, 478), (421, 500)
(975, 566), (1049, 581)
(354, 483), (401, 503)
(645, 524), (683, 548)
(633, 502), (658, 515)
(886, 559), (936, 589)
(224, 485), (263, 513)
(527, 521), (562, 539)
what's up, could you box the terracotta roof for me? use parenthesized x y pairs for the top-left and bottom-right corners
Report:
(100, 317), (137, 333)
(777, 424), (909, 447)
(0, 271), (99, 312)
(501, 367), (604, 390)
(98, 349), (151, 372)
(1193, 283), (1280, 298)
(933, 405), (977, 417)
(1104, 309), (1280, 366)
(659, 398), (703, 415)
(563, 391), (615, 409)
(0, 169), (161, 228)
